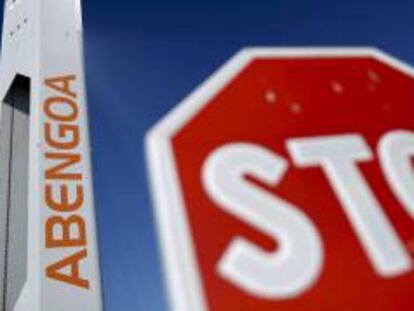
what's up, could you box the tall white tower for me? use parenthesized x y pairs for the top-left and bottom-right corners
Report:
(0, 0), (103, 310)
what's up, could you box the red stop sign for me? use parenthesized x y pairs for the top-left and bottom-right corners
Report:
(147, 48), (414, 311)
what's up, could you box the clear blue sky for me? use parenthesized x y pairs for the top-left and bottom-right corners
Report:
(4, 1), (414, 310)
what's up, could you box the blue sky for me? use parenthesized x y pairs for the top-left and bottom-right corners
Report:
(82, 1), (414, 310)
(4, 1), (414, 310)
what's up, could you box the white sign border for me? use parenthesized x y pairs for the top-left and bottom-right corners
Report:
(145, 47), (414, 311)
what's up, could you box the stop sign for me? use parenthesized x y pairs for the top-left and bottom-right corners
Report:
(146, 48), (414, 310)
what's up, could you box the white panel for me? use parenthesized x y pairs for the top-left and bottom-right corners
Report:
(0, 1), (103, 310)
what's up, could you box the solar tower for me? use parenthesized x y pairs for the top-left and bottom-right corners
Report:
(0, 0), (103, 310)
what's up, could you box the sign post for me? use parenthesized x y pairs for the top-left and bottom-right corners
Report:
(147, 48), (414, 310)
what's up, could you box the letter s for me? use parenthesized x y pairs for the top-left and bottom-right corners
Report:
(202, 143), (324, 299)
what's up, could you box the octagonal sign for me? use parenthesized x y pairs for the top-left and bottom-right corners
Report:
(146, 48), (414, 311)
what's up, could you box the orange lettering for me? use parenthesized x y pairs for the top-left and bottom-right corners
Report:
(46, 184), (84, 212)
(46, 249), (89, 289)
(45, 152), (82, 180)
(45, 75), (77, 98)
(45, 123), (80, 149)
(44, 96), (79, 122)
(46, 215), (86, 248)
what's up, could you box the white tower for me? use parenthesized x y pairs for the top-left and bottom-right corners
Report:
(0, 0), (103, 310)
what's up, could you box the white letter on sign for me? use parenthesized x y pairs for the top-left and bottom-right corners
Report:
(379, 130), (414, 220)
(203, 143), (324, 299)
(288, 135), (412, 277)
